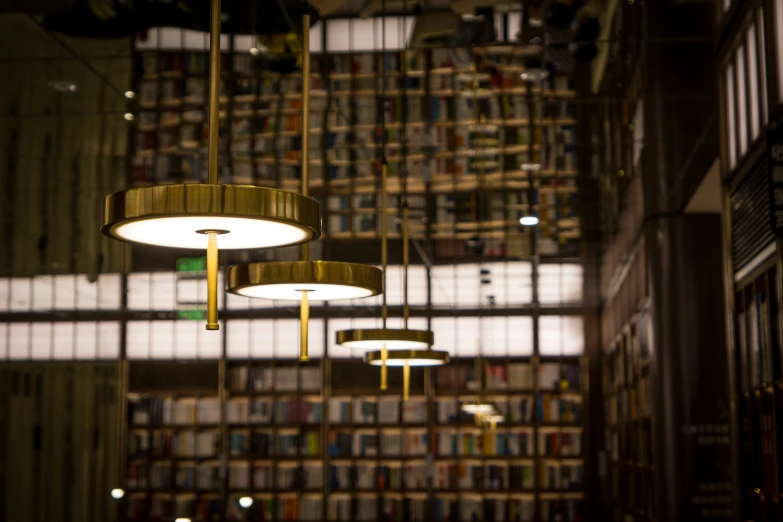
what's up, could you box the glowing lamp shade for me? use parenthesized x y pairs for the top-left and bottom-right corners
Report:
(519, 215), (540, 226)
(336, 328), (434, 351)
(110, 488), (125, 499)
(484, 413), (505, 423)
(175, 518), (192, 522)
(461, 403), (495, 415)
(364, 349), (450, 367)
(102, 184), (320, 249)
(239, 496), (254, 508)
(227, 261), (383, 301)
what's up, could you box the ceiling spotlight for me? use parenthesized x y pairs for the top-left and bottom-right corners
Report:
(239, 496), (254, 509)
(123, 113), (135, 121)
(48, 80), (78, 93)
(520, 68), (550, 82)
(519, 215), (540, 226)
(461, 402), (495, 415)
(110, 488), (125, 499)
(124, 90), (136, 99)
(175, 519), (192, 522)
(249, 47), (260, 56)
(520, 162), (541, 172)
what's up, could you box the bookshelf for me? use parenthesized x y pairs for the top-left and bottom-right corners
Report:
(734, 261), (781, 522)
(129, 42), (581, 259)
(600, 310), (654, 522)
(123, 356), (587, 522)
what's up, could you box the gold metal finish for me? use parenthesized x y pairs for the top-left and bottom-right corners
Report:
(227, 261), (383, 296)
(336, 328), (434, 346)
(208, 0), (221, 185)
(300, 290), (309, 361)
(102, 184), (321, 244)
(403, 361), (410, 401)
(364, 349), (450, 366)
(402, 205), (409, 327)
(206, 231), (219, 330)
(381, 346), (388, 390)
(301, 12), (311, 262)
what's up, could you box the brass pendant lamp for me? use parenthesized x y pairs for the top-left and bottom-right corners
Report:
(226, 10), (383, 362)
(101, 0), (321, 331)
(336, 4), (448, 400)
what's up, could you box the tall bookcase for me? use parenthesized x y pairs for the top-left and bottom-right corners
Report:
(123, 356), (586, 522)
(129, 39), (581, 259)
(734, 261), (781, 521)
(600, 308), (654, 522)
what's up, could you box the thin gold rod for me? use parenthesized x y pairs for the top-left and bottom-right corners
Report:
(300, 290), (310, 361)
(381, 162), (388, 326)
(206, 232), (219, 330)
(402, 204), (409, 328)
(381, 345), (388, 391)
(301, 12), (310, 262)
(207, 0), (221, 185)
(403, 361), (410, 401)
(380, 162), (388, 391)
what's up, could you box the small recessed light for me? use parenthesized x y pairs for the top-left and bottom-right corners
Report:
(110, 488), (125, 499)
(519, 216), (539, 226)
(520, 162), (541, 172)
(249, 47), (260, 56)
(48, 80), (78, 93)
(124, 113), (135, 121)
(124, 90), (136, 99)
(520, 68), (549, 82)
(239, 496), (254, 508)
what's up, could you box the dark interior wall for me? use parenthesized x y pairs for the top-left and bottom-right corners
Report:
(644, 0), (718, 214)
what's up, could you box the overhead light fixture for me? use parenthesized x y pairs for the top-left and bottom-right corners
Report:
(238, 496), (254, 509)
(49, 80), (78, 92)
(461, 402), (496, 415)
(124, 90), (136, 99)
(227, 12), (382, 361)
(519, 215), (540, 226)
(101, 0), (320, 331)
(520, 162), (541, 171)
(175, 518), (192, 522)
(337, 8), (447, 399)
(110, 488), (125, 500)
(123, 112), (135, 121)
(249, 47), (260, 55)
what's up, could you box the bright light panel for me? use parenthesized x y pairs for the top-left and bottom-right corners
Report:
(112, 216), (310, 249)
(519, 216), (539, 226)
(367, 355), (446, 367)
(538, 316), (585, 356)
(236, 283), (376, 301)
(340, 337), (431, 351)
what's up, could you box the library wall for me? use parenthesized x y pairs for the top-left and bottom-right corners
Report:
(0, 15), (130, 278)
(0, 364), (120, 522)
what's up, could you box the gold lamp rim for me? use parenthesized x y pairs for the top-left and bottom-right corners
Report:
(101, 183), (321, 247)
(363, 349), (450, 366)
(226, 260), (384, 299)
(336, 328), (434, 346)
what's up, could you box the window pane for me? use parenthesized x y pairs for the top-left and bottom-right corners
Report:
(775, 0), (783, 101)
(726, 63), (737, 169)
(538, 316), (585, 356)
(736, 45), (748, 156)
(759, 8), (769, 124)
(747, 25), (761, 140)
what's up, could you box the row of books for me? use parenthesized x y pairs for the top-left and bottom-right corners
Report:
(327, 430), (429, 457)
(129, 397), (221, 425)
(539, 462), (584, 490)
(328, 397), (427, 424)
(128, 495), (220, 521)
(436, 429), (535, 457)
(225, 397), (323, 424)
(228, 365), (322, 392)
(227, 462), (323, 490)
(328, 462), (427, 490)
(228, 430), (321, 457)
(435, 362), (579, 391)
(129, 429), (217, 458)
(433, 497), (535, 522)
